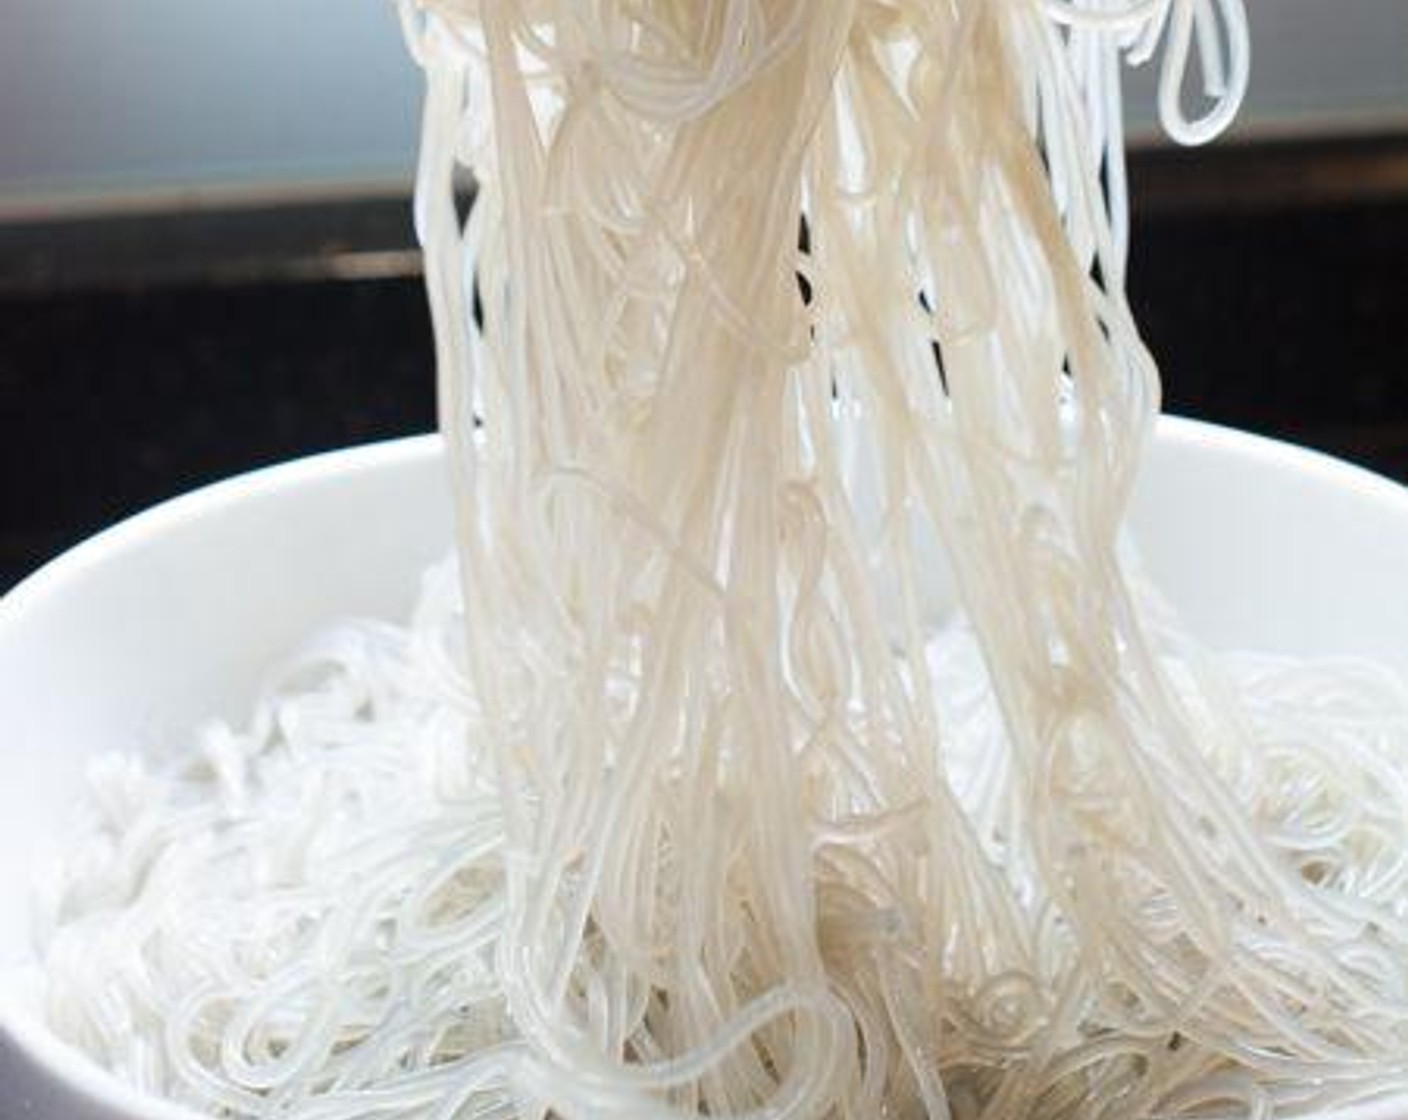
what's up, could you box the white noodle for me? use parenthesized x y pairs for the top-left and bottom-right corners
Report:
(39, 2), (1408, 1118)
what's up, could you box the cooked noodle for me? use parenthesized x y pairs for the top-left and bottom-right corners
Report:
(40, 2), (1408, 1117)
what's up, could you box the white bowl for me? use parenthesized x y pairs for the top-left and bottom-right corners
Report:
(1, 420), (1406, 1119)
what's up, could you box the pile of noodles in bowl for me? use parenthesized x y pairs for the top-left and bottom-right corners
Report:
(4, 2), (1408, 1118)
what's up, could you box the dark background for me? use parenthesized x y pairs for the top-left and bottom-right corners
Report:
(2, 138), (1406, 592)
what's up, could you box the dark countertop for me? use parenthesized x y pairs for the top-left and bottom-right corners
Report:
(2, 138), (1406, 591)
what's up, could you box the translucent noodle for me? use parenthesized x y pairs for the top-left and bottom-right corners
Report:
(38, 2), (1408, 1118)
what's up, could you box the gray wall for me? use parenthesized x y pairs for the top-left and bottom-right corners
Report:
(1, 0), (1404, 212)
(0, 0), (419, 210)
(1236, 0), (1406, 128)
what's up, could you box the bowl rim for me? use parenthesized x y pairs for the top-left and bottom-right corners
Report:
(4, 416), (1406, 626)
(1, 417), (1405, 1119)
(0, 433), (441, 627)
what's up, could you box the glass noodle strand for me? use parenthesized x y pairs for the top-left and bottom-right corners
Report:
(37, 3), (1408, 1120)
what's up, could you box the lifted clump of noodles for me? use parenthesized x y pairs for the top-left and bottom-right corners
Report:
(39, 1), (1408, 1117)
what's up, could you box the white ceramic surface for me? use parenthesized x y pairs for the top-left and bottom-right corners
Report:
(1, 420), (1406, 1119)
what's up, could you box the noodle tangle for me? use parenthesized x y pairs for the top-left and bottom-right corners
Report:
(38, 2), (1408, 1118)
